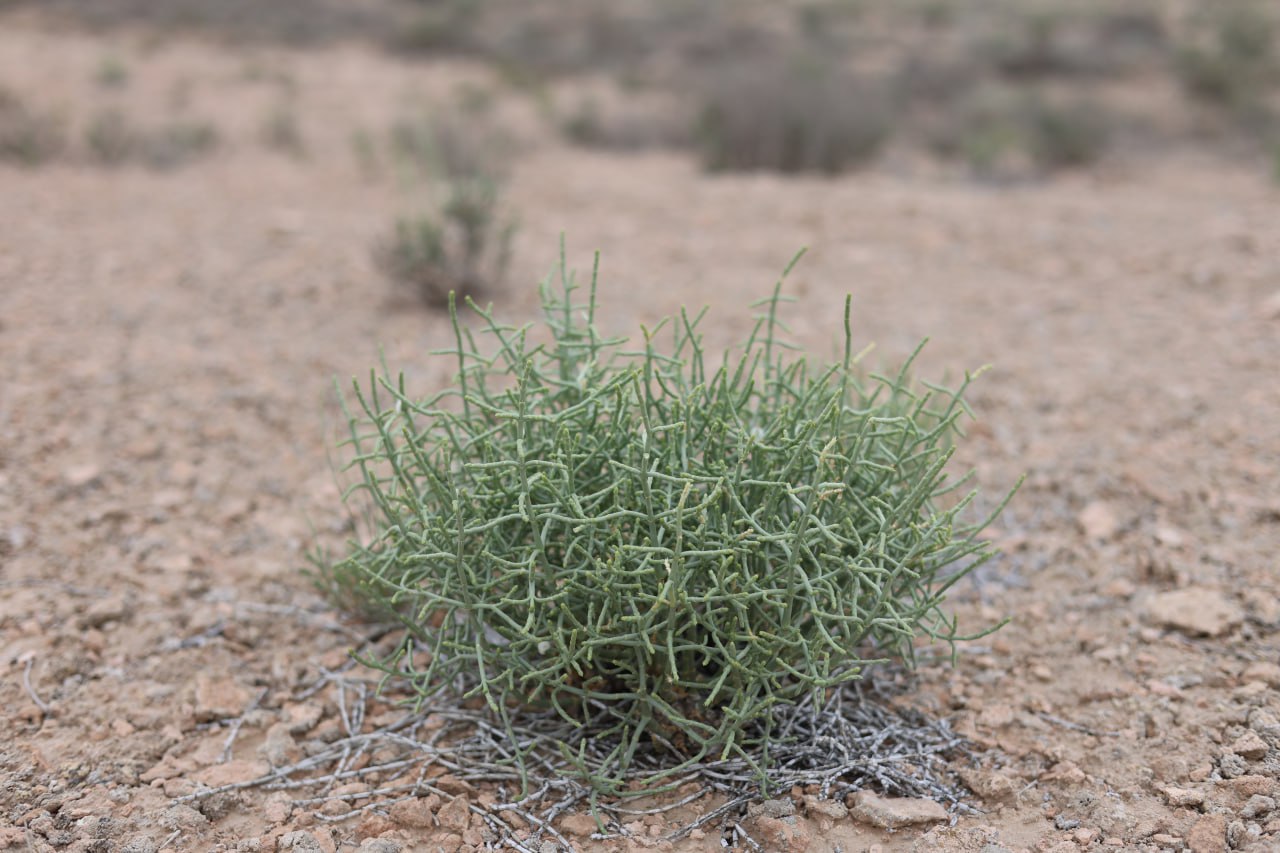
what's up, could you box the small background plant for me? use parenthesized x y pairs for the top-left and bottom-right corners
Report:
(0, 86), (66, 167)
(697, 53), (889, 174)
(321, 250), (1016, 794)
(375, 112), (516, 308)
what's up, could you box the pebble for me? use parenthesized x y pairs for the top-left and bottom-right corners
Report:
(1041, 762), (1087, 784)
(1241, 662), (1280, 688)
(559, 814), (597, 838)
(748, 815), (812, 853)
(1162, 786), (1205, 808)
(802, 794), (847, 820)
(1145, 588), (1242, 637)
(192, 760), (268, 787)
(977, 703), (1015, 729)
(1072, 827), (1100, 845)
(960, 769), (1017, 801)
(261, 723), (302, 767)
(276, 831), (322, 852)
(1230, 731), (1269, 761)
(847, 791), (948, 829)
(388, 795), (437, 829)
(1226, 776), (1274, 797)
(748, 797), (796, 819)
(193, 674), (252, 721)
(1186, 812), (1227, 853)
(1239, 795), (1275, 819)
(1249, 708), (1280, 743)
(436, 795), (471, 832)
(63, 464), (103, 489)
(357, 841), (401, 853)
(1077, 501), (1119, 541)
(81, 596), (129, 629)
(1219, 753), (1249, 779)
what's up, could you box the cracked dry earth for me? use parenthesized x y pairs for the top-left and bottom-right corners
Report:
(3, 19), (1280, 853)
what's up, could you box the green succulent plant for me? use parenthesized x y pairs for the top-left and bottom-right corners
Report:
(319, 249), (1016, 794)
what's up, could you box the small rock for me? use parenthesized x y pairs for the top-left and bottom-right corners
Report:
(1042, 761), (1087, 784)
(1145, 588), (1242, 637)
(161, 778), (196, 799)
(1219, 753), (1249, 779)
(1053, 815), (1080, 831)
(1242, 662), (1280, 688)
(1248, 708), (1280, 745)
(1189, 764), (1214, 782)
(263, 793), (292, 826)
(430, 834), (462, 853)
(802, 795), (848, 820)
(436, 795), (470, 832)
(192, 760), (269, 787)
(357, 841), (401, 853)
(1225, 820), (1248, 849)
(282, 703), (324, 734)
(848, 791), (948, 829)
(1231, 731), (1269, 761)
(261, 723), (301, 767)
(559, 814), (598, 838)
(977, 703), (1015, 729)
(1072, 827), (1100, 845)
(64, 464), (102, 489)
(748, 798), (796, 820)
(748, 816), (812, 853)
(81, 596), (129, 628)
(160, 805), (208, 833)
(433, 775), (476, 796)
(959, 769), (1017, 801)
(355, 815), (394, 839)
(120, 840), (158, 853)
(277, 831), (322, 852)
(1186, 812), (1227, 853)
(388, 795), (436, 829)
(1078, 501), (1119, 540)
(1227, 776), (1274, 797)
(194, 674), (252, 721)
(1240, 795), (1275, 819)
(1163, 786), (1206, 808)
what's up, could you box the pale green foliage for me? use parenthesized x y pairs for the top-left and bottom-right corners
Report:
(321, 252), (1014, 793)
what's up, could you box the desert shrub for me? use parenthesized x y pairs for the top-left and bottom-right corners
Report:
(389, 111), (508, 184)
(321, 254), (1015, 792)
(83, 110), (219, 170)
(696, 55), (889, 174)
(558, 94), (692, 152)
(934, 88), (1107, 178)
(1024, 98), (1109, 169)
(85, 109), (137, 165)
(379, 113), (515, 307)
(392, 0), (481, 54)
(0, 88), (66, 167)
(95, 55), (130, 89)
(375, 179), (515, 308)
(141, 120), (219, 170)
(261, 104), (306, 158)
(1175, 4), (1277, 112)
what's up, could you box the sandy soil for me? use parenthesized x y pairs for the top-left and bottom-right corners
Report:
(2, 19), (1279, 853)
